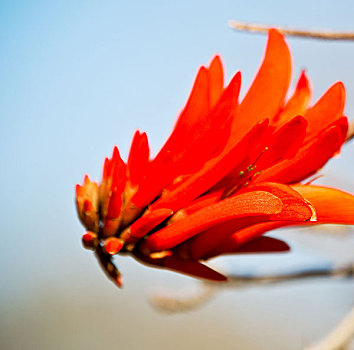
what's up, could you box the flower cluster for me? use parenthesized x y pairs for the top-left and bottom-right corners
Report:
(76, 29), (354, 287)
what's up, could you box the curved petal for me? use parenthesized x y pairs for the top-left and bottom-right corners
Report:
(204, 236), (290, 260)
(228, 28), (292, 146)
(127, 130), (150, 187)
(304, 82), (345, 138)
(150, 119), (268, 212)
(163, 255), (227, 281)
(132, 250), (227, 282)
(257, 116), (308, 169)
(142, 190), (283, 253)
(204, 221), (288, 260)
(292, 184), (354, 224)
(152, 55), (225, 167)
(129, 208), (174, 239)
(230, 236), (290, 254)
(208, 55), (224, 108)
(254, 118), (348, 184)
(131, 71), (241, 209)
(185, 182), (312, 260)
(242, 182), (314, 221)
(273, 70), (312, 127)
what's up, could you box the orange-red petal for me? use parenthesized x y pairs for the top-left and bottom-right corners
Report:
(142, 190), (283, 253)
(127, 130), (150, 186)
(130, 71), (240, 209)
(130, 208), (174, 238)
(163, 255), (227, 281)
(228, 28), (292, 146)
(255, 118), (348, 184)
(242, 182), (314, 221)
(273, 70), (312, 127)
(150, 119), (268, 212)
(208, 55), (224, 108)
(292, 184), (354, 224)
(133, 250), (227, 281)
(204, 236), (290, 260)
(257, 116), (308, 169)
(186, 182), (312, 260)
(304, 82), (345, 138)
(204, 221), (288, 260)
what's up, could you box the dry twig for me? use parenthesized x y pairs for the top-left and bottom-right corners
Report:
(150, 263), (354, 348)
(149, 263), (354, 313)
(228, 20), (354, 41)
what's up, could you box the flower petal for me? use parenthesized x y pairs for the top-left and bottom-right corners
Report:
(127, 130), (150, 187)
(208, 55), (224, 108)
(186, 182), (312, 260)
(163, 255), (227, 281)
(273, 70), (312, 127)
(132, 250), (227, 281)
(228, 28), (292, 146)
(129, 208), (174, 239)
(179, 216), (275, 260)
(230, 236), (290, 254)
(242, 182), (313, 221)
(203, 221), (287, 260)
(257, 116), (308, 169)
(255, 118), (348, 184)
(150, 119), (268, 212)
(142, 190), (283, 253)
(304, 82), (345, 138)
(152, 56), (224, 169)
(130, 71), (241, 209)
(292, 184), (354, 224)
(204, 236), (290, 260)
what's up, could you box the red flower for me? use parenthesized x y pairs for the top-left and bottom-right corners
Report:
(76, 29), (354, 287)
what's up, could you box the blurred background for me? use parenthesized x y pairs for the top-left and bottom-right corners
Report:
(0, 1), (353, 349)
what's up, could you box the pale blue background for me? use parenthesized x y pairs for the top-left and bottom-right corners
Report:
(0, 1), (353, 349)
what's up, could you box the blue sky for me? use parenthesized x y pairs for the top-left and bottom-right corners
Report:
(1, 1), (353, 349)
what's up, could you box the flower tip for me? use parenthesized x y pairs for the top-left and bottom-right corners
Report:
(297, 70), (309, 90)
(232, 70), (242, 85)
(268, 27), (285, 39)
(116, 276), (123, 288)
(112, 145), (119, 158)
(104, 237), (124, 255)
(75, 184), (83, 196)
(83, 174), (91, 184)
(82, 231), (98, 250)
(209, 54), (223, 68)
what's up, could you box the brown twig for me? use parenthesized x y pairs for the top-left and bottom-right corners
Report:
(228, 20), (354, 41)
(149, 263), (354, 313)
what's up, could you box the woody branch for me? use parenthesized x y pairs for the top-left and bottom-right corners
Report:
(228, 20), (354, 41)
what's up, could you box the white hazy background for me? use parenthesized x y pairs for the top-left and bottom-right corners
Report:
(0, 1), (353, 349)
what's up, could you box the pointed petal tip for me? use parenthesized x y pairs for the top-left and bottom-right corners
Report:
(112, 145), (119, 159)
(268, 27), (286, 40)
(330, 81), (346, 106)
(233, 70), (242, 83)
(75, 184), (82, 196)
(116, 276), (123, 288)
(297, 70), (310, 90)
(209, 54), (223, 67)
(83, 174), (90, 183)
